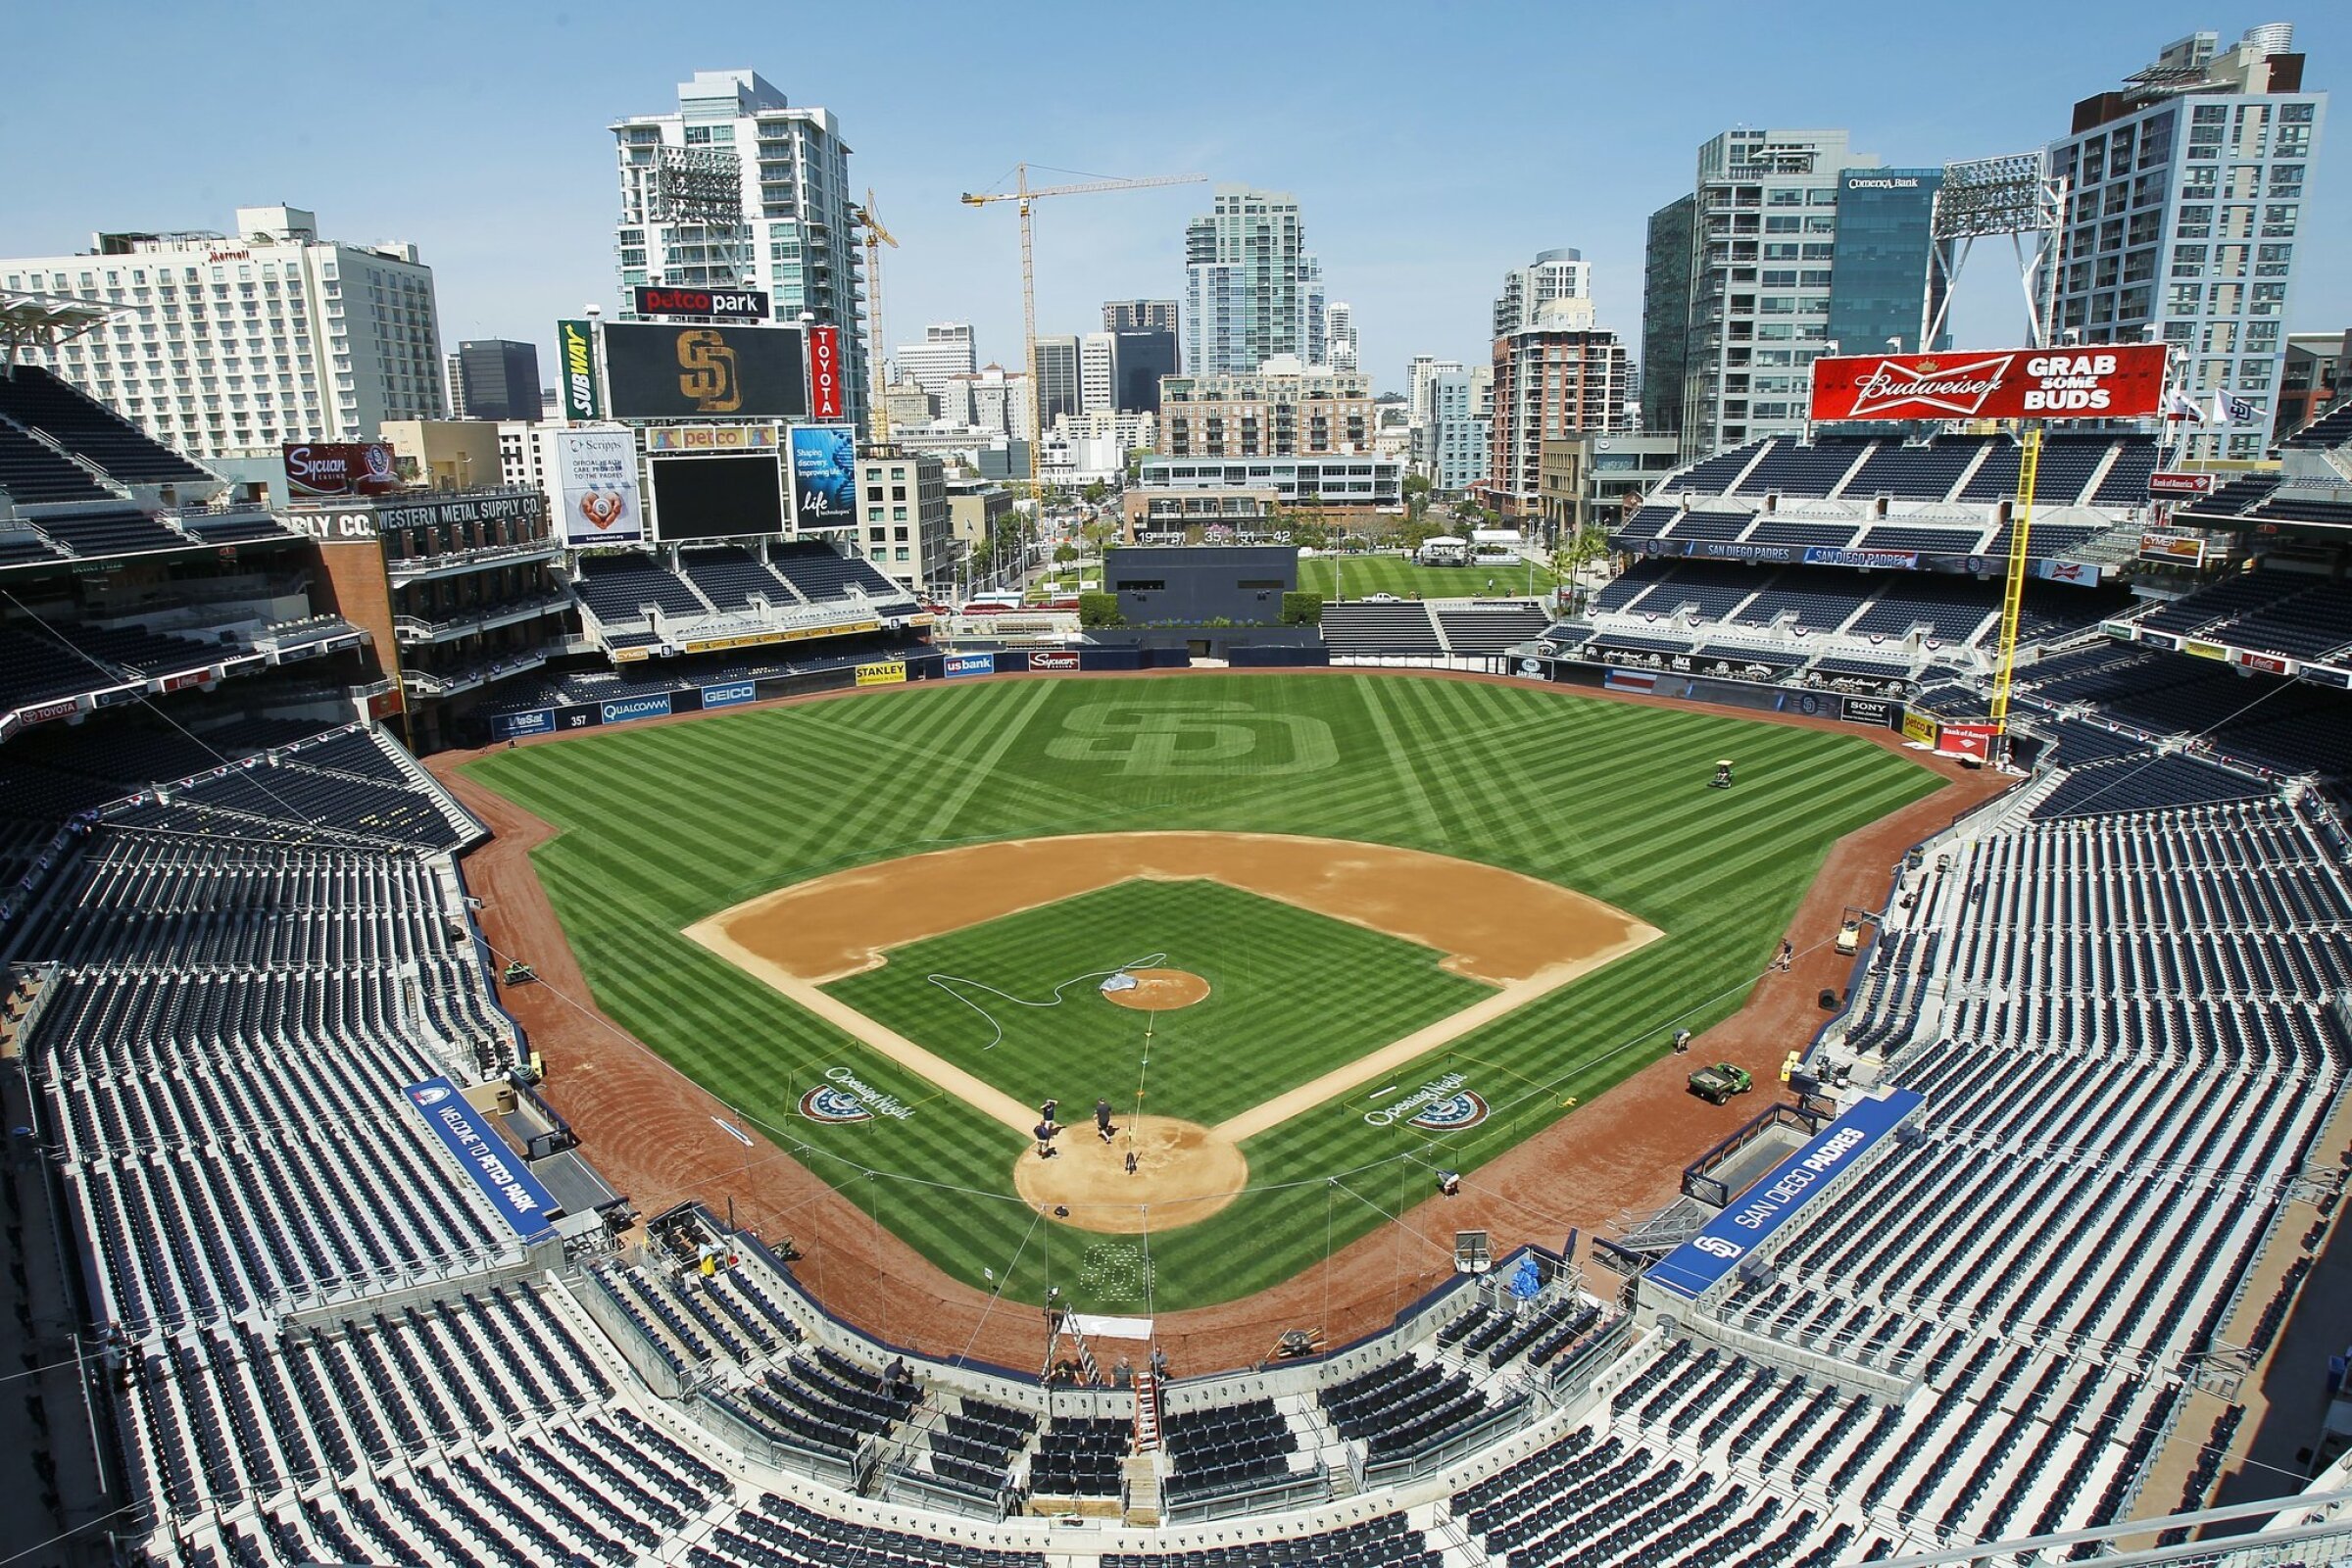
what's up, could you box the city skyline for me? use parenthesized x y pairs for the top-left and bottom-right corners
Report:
(3, 0), (2346, 405)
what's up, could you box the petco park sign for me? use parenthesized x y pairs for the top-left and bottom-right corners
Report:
(1808, 345), (2169, 422)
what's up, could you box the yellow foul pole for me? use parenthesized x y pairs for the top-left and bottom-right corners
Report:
(1985, 424), (2043, 745)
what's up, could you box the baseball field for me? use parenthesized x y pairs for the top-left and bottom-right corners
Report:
(463, 672), (1936, 1312)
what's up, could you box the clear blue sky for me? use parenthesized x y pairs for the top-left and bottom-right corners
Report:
(5, 1), (2344, 397)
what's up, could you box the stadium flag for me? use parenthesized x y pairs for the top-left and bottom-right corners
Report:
(2213, 391), (2261, 426)
(2166, 389), (2211, 423)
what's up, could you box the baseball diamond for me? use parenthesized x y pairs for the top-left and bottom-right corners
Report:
(466, 672), (1936, 1310)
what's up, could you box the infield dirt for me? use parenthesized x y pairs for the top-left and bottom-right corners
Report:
(682, 831), (1659, 1168)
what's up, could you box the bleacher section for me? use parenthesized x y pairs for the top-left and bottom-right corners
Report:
(1577, 431), (2161, 692)
(1319, 602), (1444, 657)
(678, 546), (797, 611)
(1844, 437), (1989, 501)
(1733, 439), (1869, 498)
(1431, 601), (1548, 654)
(573, 553), (708, 622)
(2135, 570), (2352, 663)
(0, 366), (214, 485)
(769, 540), (914, 606)
(0, 421), (113, 503)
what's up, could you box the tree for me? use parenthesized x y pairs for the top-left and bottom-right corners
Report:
(1401, 472), (1433, 523)
(1125, 447), (1151, 482)
(1078, 592), (1124, 628)
(1054, 542), (1079, 564)
(1279, 591), (1325, 626)
(1082, 479), (1108, 505)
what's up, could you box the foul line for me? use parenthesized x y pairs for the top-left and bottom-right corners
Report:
(1213, 930), (1656, 1141)
(683, 919), (1039, 1133)
(920, 675), (1057, 840)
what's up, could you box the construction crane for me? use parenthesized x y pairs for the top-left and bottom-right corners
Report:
(850, 189), (898, 448)
(960, 165), (1205, 487)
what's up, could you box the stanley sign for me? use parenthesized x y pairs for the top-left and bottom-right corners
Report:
(1808, 344), (2169, 422)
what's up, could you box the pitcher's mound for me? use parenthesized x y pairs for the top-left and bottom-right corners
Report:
(1014, 1115), (1247, 1233)
(1102, 968), (1210, 1010)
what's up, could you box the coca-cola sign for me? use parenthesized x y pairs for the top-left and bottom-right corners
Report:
(1809, 345), (2169, 422)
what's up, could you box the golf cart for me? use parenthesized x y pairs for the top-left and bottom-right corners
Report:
(1688, 1061), (1754, 1105)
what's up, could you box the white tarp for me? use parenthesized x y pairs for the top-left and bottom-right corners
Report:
(1069, 1313), (1154, 1341)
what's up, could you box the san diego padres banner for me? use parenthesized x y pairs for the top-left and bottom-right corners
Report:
(1808, 345), (2169, 422)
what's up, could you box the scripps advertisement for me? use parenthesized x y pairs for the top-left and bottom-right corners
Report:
(553, 428), (644, 546)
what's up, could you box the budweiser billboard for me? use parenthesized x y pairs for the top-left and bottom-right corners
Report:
(1808, 345), (2169, 422)
(807, 324), (844, 419)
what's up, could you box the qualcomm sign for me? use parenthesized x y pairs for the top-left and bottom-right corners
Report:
(1646, 1089), (1922, 1301)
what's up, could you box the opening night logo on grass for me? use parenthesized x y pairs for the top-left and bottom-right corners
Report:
(1365, 1072), (1491, 1130)
(799, 1067), (916, 1123)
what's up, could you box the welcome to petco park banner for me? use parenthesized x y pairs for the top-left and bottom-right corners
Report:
(402, 1078), (558, 1239)
(1808, 345), (2169, 422)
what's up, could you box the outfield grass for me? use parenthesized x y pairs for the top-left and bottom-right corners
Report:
(1296, 555), (1559, 603)
(823, 879), (1494, 1129)
(465, 673), (1937, 1310)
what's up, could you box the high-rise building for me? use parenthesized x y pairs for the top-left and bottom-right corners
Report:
(3, 204), (445, 461)
(855, 451), (952, 592)
(1032, 335), (1082, 425)
(1326, 301), (1358, 371)
(1184, 186), (1327, 375)
(1642, 129), (1948, 459)
(1079, 332), (1116, 416)
(1422, 368), (1491, 493)
(2047, 24), (2326, 460)
(943, 364), (1035, 439)
(1158, 358), (1372, 459)
(1407, 356), (1462, 427)
(894, 322), (976, 408)
(1488, 299), (1634, 519)
(1104, 298), (1181, 342)
(1493, 250), (1592, 337)
(1640, 200), (1694, 435)
(611, 69), (866, 424)
(450, 339), (542, 423)
(1107, 328), (1178, 414)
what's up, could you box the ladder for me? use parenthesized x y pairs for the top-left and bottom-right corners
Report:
(1132, 1363), (1161, 1452)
